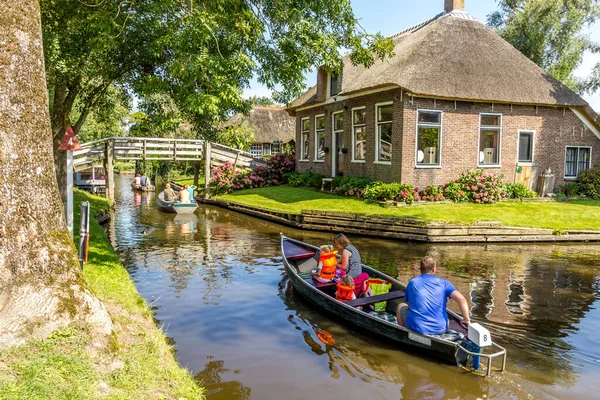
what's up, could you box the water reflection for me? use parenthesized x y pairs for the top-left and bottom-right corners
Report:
(195, 359), (251, 400)
(108, 175), (600, 399)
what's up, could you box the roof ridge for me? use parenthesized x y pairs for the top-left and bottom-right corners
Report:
(391, 9), (477, 39)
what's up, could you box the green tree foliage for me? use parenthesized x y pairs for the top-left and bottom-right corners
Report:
(41, 0), (393, 199)
(128, 93), (192, 139)
(218, 126), (255, 151)
(247, 95), (280, 107)
(75, 85), (130, 142)
(488, 0), (600, 92)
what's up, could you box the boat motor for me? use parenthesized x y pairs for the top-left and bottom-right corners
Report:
(459, 323), (492, 370)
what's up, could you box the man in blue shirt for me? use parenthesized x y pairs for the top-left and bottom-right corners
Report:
(397, 256), (471, 335)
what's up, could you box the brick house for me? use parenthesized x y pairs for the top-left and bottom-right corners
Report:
(223, 106), (295, 158)
(286, 0), (600, 191)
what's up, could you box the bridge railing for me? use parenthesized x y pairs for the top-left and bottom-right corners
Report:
(73, 137), (265, 170)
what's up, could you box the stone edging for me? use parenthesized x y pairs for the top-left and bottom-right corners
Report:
(199, 198), (600, 243)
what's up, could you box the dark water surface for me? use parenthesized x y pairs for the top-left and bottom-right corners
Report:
(110, 176), (600, 399)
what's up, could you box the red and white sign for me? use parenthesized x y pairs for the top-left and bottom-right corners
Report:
(59, 125), (82, 151)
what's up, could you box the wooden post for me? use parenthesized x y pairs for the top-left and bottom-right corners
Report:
(66, 150), (74, 237)
(204, 141), (211, 199)
(143, 139), (146, 160)
(104, 139), (115, 202)
(194, 161), (200, 187)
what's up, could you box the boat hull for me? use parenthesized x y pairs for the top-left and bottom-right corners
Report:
(157, 191), (197, 214)
(281, 235), (464, 365)
(131, 183), (155, 192)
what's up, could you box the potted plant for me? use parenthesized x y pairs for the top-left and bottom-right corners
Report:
(323, 146), (330, 153)
(341, 147), (348, 154)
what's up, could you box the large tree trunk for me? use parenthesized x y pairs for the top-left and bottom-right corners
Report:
(0, 0), (112, 349)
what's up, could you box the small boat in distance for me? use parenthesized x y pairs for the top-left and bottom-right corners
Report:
(131, 182), (155, 192)
(280, 234), (506, 376)
(156, 190), (198, 214)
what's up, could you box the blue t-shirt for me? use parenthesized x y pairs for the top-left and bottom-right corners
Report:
(405, 274), (456, 335)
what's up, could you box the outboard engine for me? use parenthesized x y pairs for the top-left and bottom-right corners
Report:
(457, 322), (492, 370)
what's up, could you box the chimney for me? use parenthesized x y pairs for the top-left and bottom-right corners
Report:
(445, 0), (465, 13)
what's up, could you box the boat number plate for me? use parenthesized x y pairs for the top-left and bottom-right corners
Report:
(408, 332), (431, 346)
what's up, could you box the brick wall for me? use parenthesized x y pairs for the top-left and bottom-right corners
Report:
(402, 97), (600, 189)
(295, 91), (600, 191)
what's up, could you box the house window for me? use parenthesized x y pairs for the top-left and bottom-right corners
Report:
(250, 144), (262, 158)
(479, 114), (502, 165)
(300, 118), (309, 161)
(263, 143), (271, 155)
(330, 72), (342, 97)
(565, 146), (591, 178)
(352, 108), (366, 161)
(518, 131), (534, 163)
(376, 103), (393, 162)
(314, 115), (325, 161)
(416, 110), (442, 166)
(272, 142), (282, 154)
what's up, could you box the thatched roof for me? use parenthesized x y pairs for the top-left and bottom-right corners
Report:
(223, 106), (295, 143)
(289, 9), (591, 112)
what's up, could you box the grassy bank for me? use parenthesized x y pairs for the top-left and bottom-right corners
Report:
(0, 190), (204, 399)
(174, 176), (205, 187)
(217, 186), (600, 230)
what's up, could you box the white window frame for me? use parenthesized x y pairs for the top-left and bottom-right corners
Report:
(564, 145), (592, 179)
(374, 102), (393, 165)
(249, 143), (263, 158)
(415, 109), (443, 168)
(271, 142), (282, 154)
(478, 113), (502, 168)
(517, 130), (535, 165)
(351, 106), (367, 163)
(314, 114), (325, 162)
(300, 117), (310, 162)
(263, 143), (271, 156)
(331, 111), (344, 177)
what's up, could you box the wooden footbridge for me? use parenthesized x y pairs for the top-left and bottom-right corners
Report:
(74, 137), (266, 200)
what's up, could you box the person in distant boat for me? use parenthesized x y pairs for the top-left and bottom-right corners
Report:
(312, 244), (340, 283)
(187, 185), (196, 202)
(178, 184), (191, 203)
(336, 275), (356, 303)
(396, 256), (471, 335)
(133, 174), (141, 186)
(140, 173), (151, 187)
(164, 183), (176, 202)
(333, 233), (362, 278)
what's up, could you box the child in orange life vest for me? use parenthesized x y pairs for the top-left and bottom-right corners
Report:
(336, 275), (357, 302)
(312, 244), (339, 283)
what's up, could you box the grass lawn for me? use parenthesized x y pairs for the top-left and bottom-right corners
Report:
(218, 186), (600, 231)
(0, 190), (204, 399)
(174, 176), (205, 187)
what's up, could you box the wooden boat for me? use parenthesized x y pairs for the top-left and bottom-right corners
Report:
(280, 234), (506, 375)
(131, 182), (155, 192)
(156, 191), (198, 214)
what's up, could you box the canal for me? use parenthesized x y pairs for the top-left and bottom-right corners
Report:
(110, 175), (600, 399)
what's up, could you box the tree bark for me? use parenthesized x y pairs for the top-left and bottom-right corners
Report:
(0, 0), (112, 349)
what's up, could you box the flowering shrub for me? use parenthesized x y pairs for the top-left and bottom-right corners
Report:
(456, 169), (506, 203)
(396, 184), (420, 204)
(211, 153), (295, 194)
(419, 184), (445, 202)
(577, 162), (600, 199)
(442, 181), (468, 203)
(332, 176), (373, 198)
(211, 161), (245, 195)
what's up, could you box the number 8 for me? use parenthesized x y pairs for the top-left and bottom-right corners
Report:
(483, 334), (488, 342)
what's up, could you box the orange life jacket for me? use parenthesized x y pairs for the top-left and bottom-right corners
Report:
(336, 283), (355, 302)
(318, 251), (338, 280)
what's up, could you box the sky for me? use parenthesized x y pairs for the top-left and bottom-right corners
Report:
(243, 0), (600, 112)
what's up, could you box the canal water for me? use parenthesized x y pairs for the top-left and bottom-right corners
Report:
(110, 175), (600, 399)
